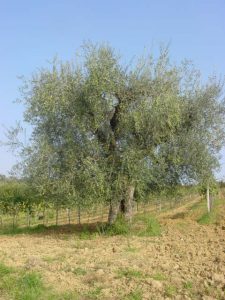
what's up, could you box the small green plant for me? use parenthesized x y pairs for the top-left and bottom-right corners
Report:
(79, 225), (95, 240)
(165, 285), (177, 297)
(85, 286), (102, 299)
(96, 223), (107, 235)
(117, 268), (143, 279)
(14, 271), (44, 300)
(190, 201), (204, 211)
(136, 214), (161, 237)
(104, 216), (131, 236)
(0, 262), (13, 277)
(126, 289), (143, 300)
(124, 246), (137, 253)
(72, 267), (87, 276)
(190, 197), (224, 225)
(183, 280), (193, 290)
(151, 272), (166, 281)
(0, 262), (80, 300)
(198, 212), (215, 224)
(79, 231), (91, 240)
(52, 291), (80, 300)
(43, 256), (57, 263)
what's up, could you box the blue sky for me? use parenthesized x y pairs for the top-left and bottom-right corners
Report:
(0, 0), (225, 178)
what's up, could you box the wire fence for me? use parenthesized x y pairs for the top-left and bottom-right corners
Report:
(0, 194), (196, 229)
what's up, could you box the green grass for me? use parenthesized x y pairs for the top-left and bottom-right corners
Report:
(0, 266), (44, 300)
(0, 224), (48, 235)
(175, 221), (189, 233)
(43, 253), (67, 264)
(98, 213), (162, 238)
(183, 280), (193, 290)
(125, 289), (143, 300)
(14, 272), (44, 300)
(102, 216), (131, 236)
(85, 287), (102, 299)
(0, 262), (13, 277)
(197, 213), (213, 224)
(165, 284), (177, 297)
(117, 268), (143, 279)
(197, 198), (224, 225)
(72, 267), (87, 276)
(78, 225), (99, 240)
(42, 255), (58, 263)
(151, 272), (167, 281)
(50, 291), (80, 300)
(187, 197), (224, 225)
(189, 201), (203, 211)
(135, 214), (161, 237)
(124, 246), (138, 253)
(0, 206), (162, 239)
(0, 261), (81, 300)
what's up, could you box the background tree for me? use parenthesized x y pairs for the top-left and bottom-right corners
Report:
(0, 180), (36, 227)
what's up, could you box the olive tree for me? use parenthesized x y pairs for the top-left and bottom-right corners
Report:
(14, 43), (225, 223)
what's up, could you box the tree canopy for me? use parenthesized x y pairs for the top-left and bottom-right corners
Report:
(12, 43), (225, 222)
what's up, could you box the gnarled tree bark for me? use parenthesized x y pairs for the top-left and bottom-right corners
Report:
(108, 200), (120, 225)
(124, 185), (135, 223)
(108, 185), (135, 224)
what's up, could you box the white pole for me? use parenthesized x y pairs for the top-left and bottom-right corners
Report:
(207, 183), (210, 213)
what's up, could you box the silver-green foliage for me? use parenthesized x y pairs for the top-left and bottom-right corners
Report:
(14, 42), (225, 212)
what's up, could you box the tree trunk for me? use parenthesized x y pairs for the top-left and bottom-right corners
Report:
(124, 185), (135, 223)
(108, 201), (120, 225)
(108, 185), (135, 224)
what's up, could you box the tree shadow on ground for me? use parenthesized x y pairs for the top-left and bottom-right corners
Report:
(0, 222), (106, 237)
(170, 212), (186, 219)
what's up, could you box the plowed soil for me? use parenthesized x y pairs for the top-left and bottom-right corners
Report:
(0, 198), (224, 300)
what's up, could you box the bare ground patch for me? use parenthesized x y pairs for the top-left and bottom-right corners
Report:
(0, 199), (225, 299)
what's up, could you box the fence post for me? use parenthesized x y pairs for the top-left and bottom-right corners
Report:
(88, 210), (90, 224)
(12, 213), (16, 228)
(26, 210), (30, 227)
(56, 206), (59, 226)
(136, 201), (139, 212)
(158, 199), (162, 212)
(46, 208), (48, 226)
(77, 205), (81, 225)
(101, 204), (104, 222)
(67, 208), (71, 225)
(207, 184), (211, 213)
(43, 207), (46, 226)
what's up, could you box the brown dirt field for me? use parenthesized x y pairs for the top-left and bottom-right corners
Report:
(0, 199), (224, 300)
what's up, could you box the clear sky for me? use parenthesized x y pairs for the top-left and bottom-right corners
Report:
(0, 0), (225, 178)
